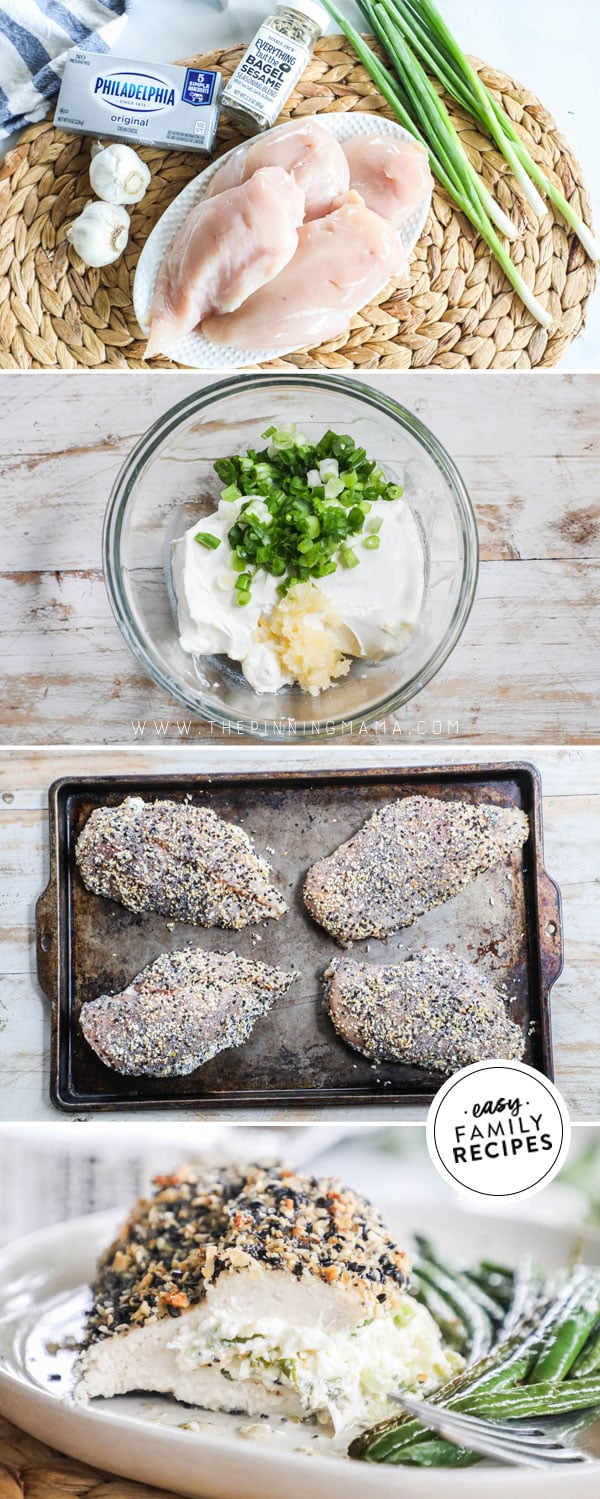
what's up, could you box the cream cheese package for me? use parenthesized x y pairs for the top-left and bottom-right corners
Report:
(55, 52), (222, 153)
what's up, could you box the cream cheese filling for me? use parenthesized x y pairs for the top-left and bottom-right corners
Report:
(171, 1293), (463, 1433)
(171, 492), (425, 695)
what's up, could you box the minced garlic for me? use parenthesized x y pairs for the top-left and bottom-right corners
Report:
(257, 583), (351, 696)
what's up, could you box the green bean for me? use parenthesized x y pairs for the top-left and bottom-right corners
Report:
(461, 1377), (600, 1420)
(414, 1239), (510, 1320)
(529, 1275), (600, 1382)
(380, 1439), (480, 1467)
(499, 1256), (541, 1340)
(466, 1269), (513, 1309)
(416, 1259), (495, 1362)
(411, 1274), (469, 1352)
(351, 1282), (580, 1462)
(570, 1322), (600, 1378)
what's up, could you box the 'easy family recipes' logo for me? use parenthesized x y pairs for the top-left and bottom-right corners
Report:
(427, 1061), (571, 1201)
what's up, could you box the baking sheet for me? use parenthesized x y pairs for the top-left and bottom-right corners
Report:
(36, 765), (562, 1112)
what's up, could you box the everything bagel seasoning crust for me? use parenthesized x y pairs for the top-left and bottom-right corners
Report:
(75, 796), (287, 929)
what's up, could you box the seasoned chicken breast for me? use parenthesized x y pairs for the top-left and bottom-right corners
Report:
(325, 949), (525, 1072)
(304, 796), (529, 944)
(343, 134), (433, 229)
(80, 948), (296, 1077)
(77, 1163), (460, 1431)
(207, 118), (350, 221)
(204, 192), (406, 352)
(75, 796), (287, 929)
(146, 166), (304, 356)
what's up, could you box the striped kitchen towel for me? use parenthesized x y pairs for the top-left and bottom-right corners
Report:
(0, 0), (129, 138)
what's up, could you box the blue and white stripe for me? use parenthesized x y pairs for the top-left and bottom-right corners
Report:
(0, 0), (128, 137)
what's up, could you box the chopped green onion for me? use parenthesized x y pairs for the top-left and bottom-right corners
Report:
(367, 517), (383, 533)
(363, 534), (381, 550)
(236, 589), (251, 606)
(209, 425), (406, 597)
(220, 483), (241, 503)
(194, 531), (221, 549)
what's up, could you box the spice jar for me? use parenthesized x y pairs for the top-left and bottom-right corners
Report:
(221, 2), (330, 134)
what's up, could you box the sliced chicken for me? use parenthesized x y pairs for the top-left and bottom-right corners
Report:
(80, 948), (295, 1077)
(206, 118), (350, 222)
(343, 134), (433, 230)
(325, 949), (525, 1072)
(75, 796), (287, 929)
(204, 192), (406, 351)
(304, 796), (529, 944)
(78, 1162), (451, 1435)
(146, 165), (304, 356)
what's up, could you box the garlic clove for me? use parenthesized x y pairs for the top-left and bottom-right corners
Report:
(66, 201), (130, 268)
(89, 142), (151, 205)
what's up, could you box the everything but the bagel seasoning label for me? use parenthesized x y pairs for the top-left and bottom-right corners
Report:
(222, 24), (311, 125)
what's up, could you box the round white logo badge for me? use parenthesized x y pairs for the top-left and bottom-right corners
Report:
(426, 1060), (571, 1202)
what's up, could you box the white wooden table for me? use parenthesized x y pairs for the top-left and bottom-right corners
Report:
(1, 372), (599, 745)
(1, 742), (598, 1122)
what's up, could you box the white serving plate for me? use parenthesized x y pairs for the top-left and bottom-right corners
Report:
(133, 113), (432, 370)
(1, 1205), (600, 1499)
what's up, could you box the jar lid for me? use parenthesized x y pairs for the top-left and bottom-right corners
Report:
(282, 0), (331, 34)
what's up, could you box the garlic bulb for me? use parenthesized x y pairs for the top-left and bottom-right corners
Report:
(89, 142), (151, 205)
(66, 201), (130, 267)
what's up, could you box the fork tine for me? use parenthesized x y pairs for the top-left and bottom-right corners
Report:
(395, 1396), (590, 1467)
(431, 1424), (585, 1469)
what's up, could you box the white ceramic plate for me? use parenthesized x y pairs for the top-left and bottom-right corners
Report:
(1, 1205), (600, 1499)
(133, 113), (432, 369)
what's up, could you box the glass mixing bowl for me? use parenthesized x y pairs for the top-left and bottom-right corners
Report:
(103, 374), (478, 739)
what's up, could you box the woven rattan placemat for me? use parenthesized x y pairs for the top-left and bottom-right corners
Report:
(0, 1415), (186, 1499)
(0, 36), (595, 370)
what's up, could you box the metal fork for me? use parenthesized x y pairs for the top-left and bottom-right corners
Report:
(393, 1393), (594, 1468)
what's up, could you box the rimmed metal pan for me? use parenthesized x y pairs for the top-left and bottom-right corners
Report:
(36, 763), (563, 1112)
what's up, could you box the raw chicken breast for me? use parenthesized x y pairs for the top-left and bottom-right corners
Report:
(304, 795), (529, 944)
(343, 134), (433, 229)
(204, 192), (406, 352)
(146, 166), (304, 356)
(76, 796), (287, 929)
(206, 118), (350, 222)
(80, 948), (295, 1077)
(325, 950), (525, 1072)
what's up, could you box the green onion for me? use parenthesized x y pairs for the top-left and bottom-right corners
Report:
(211, 425), (404, 596)
(363, 534), (381, 549)
(236, 590), (251, 606)
(391, 0), (599, 261)
(194, 531), (221, 550)
(321, 0), (559, 324)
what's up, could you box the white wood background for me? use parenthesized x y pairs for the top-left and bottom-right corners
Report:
(0, 743), (598, 1123)
(0, 371), (598, 745)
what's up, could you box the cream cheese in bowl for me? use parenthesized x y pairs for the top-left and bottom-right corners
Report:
(102, 372), (478, 740)
(172, 491), (425, 696)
